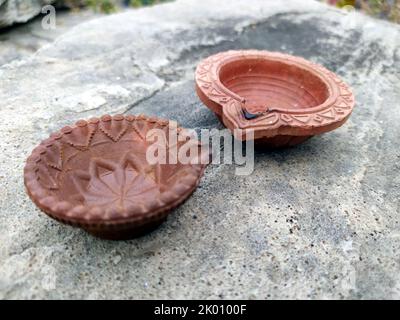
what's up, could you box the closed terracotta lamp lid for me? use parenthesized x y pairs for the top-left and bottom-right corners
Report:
(195, 50), (355, 146)
(24, 114), (208, 240)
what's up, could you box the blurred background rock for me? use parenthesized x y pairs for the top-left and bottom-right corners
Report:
(1, 0), (398, 30)
(0, 0), (57, 28)
(0, 0), (169, 66)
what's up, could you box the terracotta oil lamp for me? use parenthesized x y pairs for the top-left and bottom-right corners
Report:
(195, 50), (355, 147)
(24, 114), (208, 240)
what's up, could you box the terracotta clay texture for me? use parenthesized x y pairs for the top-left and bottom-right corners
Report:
(195, 50), (355, 147)
(24, 115), (208, 240)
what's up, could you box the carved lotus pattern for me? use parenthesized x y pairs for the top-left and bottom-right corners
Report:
(73, 154), (159, 211)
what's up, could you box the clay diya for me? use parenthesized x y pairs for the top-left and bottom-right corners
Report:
(195, 50), (355, 147)
(24, 114), (208, 240)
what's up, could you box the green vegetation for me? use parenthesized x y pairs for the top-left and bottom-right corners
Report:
(85, 0), (117, 13)
(62, 0), (170, 14)
(129, 0), (166, 8)
(325, 0), (400, 24)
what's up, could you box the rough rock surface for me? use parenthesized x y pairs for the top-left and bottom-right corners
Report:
(1, 0), (400, 299)
(0, 0), (57, 28)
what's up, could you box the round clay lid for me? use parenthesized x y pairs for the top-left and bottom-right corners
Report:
(195, 50), (355, 144)
(24, 114), (208, 240)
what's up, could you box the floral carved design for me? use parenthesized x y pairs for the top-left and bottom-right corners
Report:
(99, 114), (128, 142)
(61, 121), (97, 150)
(73, 153), (159, 213)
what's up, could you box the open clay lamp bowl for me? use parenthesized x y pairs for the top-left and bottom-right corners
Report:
(195, 50), (355, 148)
(24, 114), (208, 240)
